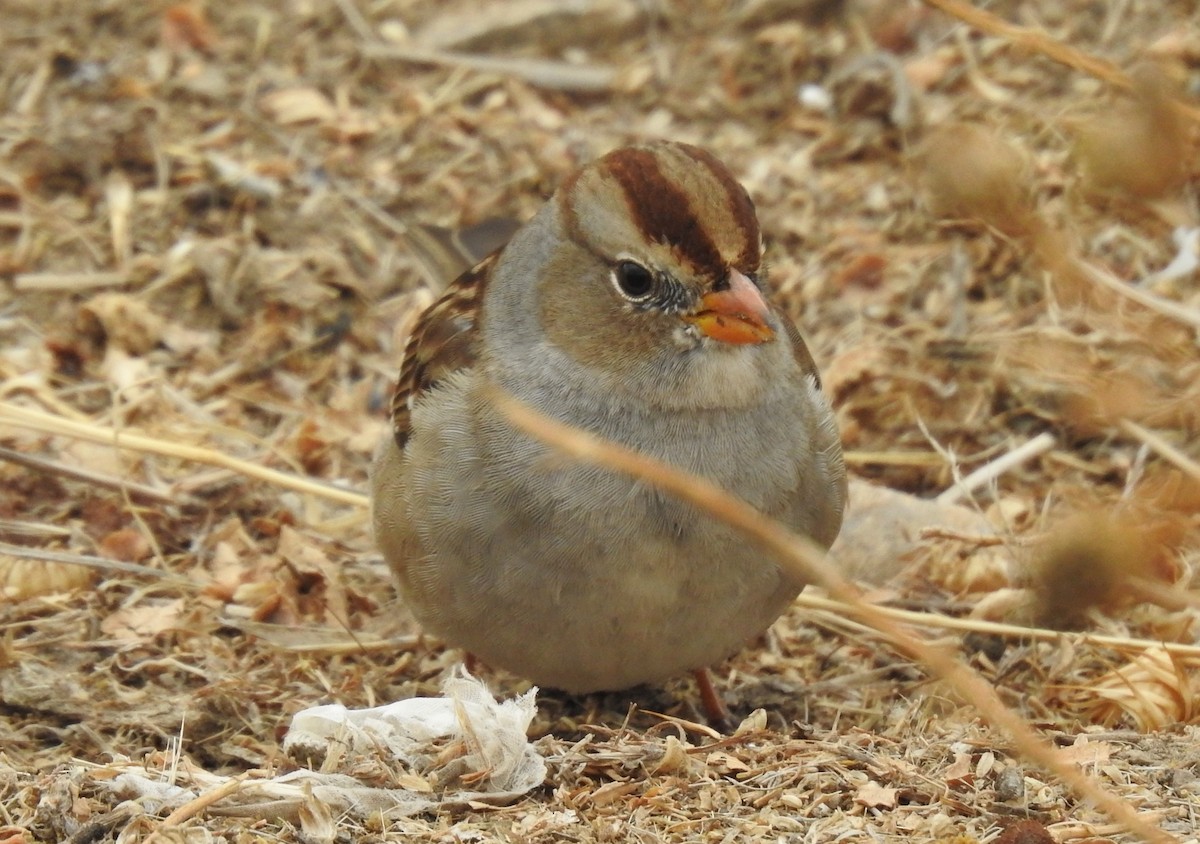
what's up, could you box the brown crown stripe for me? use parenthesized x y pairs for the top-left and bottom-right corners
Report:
(601, 147), (726, 277)
(675, 144), (760, 269)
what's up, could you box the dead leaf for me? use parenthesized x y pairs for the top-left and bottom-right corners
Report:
(705, 751), (749, 773)
(587, 780), (639, 807)
(277, 526), (350, 625)
(259, 87), (336, 125)
(854, 780), (898, 809)
(1051, 735), (1114, 767)
(100, 599), (186, 643)
(944, 750), (972, 785)
(650, 735), (694, 775)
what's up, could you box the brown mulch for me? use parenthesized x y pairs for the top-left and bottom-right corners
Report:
(1, 0), (1198, 841)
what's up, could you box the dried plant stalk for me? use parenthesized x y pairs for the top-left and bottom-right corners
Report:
(492, 388), (1180, 844)
(0, 401), (367, 508)
(921, 0), (1200, 124)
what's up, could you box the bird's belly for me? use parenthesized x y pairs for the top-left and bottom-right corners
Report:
(395, 375), (816, 693)
(404, 467), (798, 692)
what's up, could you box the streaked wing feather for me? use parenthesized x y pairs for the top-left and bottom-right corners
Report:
(778, 309), (846, 541)
(390, 251), (499, 448)
(779, 310), (820, 389)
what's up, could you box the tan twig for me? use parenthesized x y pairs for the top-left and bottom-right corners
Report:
(149, 775), (247, 838)
(1127, 577), (1200, 613)
(641, 710), (723, 741)
(0, 444), (175, 504)
(937, 431), (1057, 504)
(842, 450), (943, 468)
(361, 44), (617, 93)
(922, 0), (1129, 87)
(1081, 264), (1200, 332)
(793, 594), (1200, 658)
(1023, 219), (1200, 332)
(1051, 811), (1180, 842)
(491, 388), (1179, 844)
(12, 271), (128, 291)
(8, 397), (1194, 655)
(0, 542), (191, 585)
(1119, 419), (1200, 483)
(918, 528), (1006, 546)
(0, 402), (367, 508)
(921, 0), (1200, 124)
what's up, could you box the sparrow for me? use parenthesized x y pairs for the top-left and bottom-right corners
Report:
(371, 140), (846, 719)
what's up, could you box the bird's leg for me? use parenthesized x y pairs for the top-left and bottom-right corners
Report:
(464, 651), (481, 675)
(693, 668), (732, 730)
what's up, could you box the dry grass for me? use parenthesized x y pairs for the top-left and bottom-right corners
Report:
(1, 0), (1199, 841)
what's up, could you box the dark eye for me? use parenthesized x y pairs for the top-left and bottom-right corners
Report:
(612, 261), (655, 300)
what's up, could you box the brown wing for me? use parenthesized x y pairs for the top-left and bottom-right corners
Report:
(778, 308), (846, 545)
(778, 309), (821, 389)
(389, 251), (500, 449)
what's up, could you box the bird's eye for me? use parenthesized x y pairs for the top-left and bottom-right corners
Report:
(612, 261), (655, 300)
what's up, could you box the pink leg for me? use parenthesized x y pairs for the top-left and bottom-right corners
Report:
(693, 668), (731, 729)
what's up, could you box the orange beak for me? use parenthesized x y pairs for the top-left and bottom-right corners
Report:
(683, 269), (774, 345)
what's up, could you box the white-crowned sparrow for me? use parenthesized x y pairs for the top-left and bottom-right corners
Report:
(372, 140), (846, 707)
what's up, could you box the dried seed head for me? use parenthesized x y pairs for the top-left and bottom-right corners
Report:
(1071, 61), (1191, 199)
(1030, 510), (1178, 628)
(913, 123), (1035, 237)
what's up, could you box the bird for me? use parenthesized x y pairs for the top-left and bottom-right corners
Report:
(371, 140), (846, 722)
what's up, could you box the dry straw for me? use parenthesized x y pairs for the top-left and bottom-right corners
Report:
(492, 388), (1179, 844)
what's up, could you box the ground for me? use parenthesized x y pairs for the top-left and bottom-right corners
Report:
(1, 0), (1199, 842)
